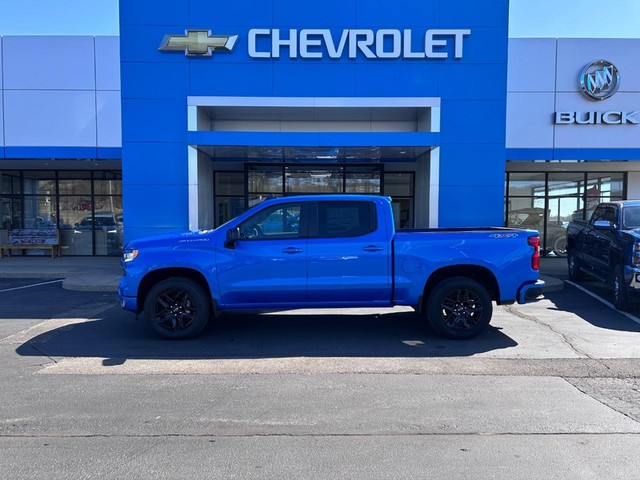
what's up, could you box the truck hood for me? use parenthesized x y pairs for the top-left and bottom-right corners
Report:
(125, 229), (216, 251)
(621, 228), (640, 240)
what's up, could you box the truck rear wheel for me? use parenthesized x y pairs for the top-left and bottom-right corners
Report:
(426, 277), (492, 339)
(144, 278), (211, 339)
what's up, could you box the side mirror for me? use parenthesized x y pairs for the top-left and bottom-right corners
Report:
(593, 220), (614, 230)
(224, 227), (240, 249)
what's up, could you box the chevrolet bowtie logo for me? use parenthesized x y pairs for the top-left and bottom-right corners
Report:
(158, 29), (238, 57)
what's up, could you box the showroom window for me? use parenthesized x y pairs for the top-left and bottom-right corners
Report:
(0, 170), (122, 256)
(383, 172), (414, 229)
(505, 171), (626, 257)
(213, 165), (416, 229)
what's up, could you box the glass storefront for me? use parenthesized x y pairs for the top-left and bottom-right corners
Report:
(213, 164), (415, 229)
(505, 171), (625, 257)
(0, 170), (122, 256)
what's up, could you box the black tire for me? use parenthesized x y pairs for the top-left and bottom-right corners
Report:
(567, 250), (584, 281)
(426, 277), (493, 339)
(143, 278), (211, 339)
(612, 264), (632, 311)
(552, 235), (567, 257)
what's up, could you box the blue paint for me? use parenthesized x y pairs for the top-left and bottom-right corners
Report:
(508, 148), (640, 161)
(120, 0), (511, 241)
(118, 195), (543, 338)
(3, 147), (121, 159)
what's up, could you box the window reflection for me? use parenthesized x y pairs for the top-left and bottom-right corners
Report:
(0, 170), (122, 256)
(214, 165), (416, 230)
(506, 171), (625, 257)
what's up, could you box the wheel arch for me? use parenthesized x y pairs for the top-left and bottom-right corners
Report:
(138, 267), (213, 313)
(421, 265), (499, 308)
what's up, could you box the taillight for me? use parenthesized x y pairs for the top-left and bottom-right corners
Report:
(528, 236), (540, 270)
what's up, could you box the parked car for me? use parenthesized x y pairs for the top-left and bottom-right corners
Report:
(566, 200), (640, 310)
(119, 195), (544, 340)
(509, 207), (567, 257)
(74, 212), (123, 254)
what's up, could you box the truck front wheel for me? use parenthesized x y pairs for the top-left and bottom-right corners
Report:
(612, 265), (632, 311)
(567, 251), (584, 281)
(426, 277), (492, 339)
(143, 278), (211, 339)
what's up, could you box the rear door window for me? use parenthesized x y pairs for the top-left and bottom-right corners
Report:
(315, 201), (376, 238)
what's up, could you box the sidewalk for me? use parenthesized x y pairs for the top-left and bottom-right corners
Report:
(0, 256), (122, 292)
(0, 254), (566, 294)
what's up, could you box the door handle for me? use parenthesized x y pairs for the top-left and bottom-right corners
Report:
(282, 247), (304, 254)
(363, 245), (383, 252)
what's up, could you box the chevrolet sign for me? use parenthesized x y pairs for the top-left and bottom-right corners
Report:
(248, 28), (471, 59)
(159, 28), (471, 59)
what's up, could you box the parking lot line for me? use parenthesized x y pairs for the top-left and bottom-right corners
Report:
(565, 280), (640, 326)
(0, 279), (63, 293)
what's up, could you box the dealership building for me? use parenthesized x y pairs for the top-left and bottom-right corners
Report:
(1, 0), (639, 256)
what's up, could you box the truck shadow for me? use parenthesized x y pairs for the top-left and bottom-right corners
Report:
(15, 306), (518, 360)
(543, 284), (640, 333)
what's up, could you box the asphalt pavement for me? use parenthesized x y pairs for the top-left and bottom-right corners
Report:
(3, 255), (640, 480)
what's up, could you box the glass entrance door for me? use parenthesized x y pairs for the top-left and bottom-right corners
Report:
(213, 163), (416, 229)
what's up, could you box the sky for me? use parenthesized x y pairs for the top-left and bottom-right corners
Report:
(0, 0), (639, 37)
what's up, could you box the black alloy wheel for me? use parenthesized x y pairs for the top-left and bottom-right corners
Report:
(144, 278), (211, 339)
(426, 277), (492, 339)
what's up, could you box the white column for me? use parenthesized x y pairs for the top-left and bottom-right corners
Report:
(187, 145), (199, 231)
(428, 147), (440, 227)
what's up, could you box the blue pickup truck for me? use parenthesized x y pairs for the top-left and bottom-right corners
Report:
(566, 200), (640, 310)
(118, 195), (544, 339)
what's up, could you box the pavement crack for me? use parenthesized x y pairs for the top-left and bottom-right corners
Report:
(564, 378), (640, 426)
(503, 304), (605, 363)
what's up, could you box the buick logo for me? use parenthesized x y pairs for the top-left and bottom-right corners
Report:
(580, 60), (620, 101)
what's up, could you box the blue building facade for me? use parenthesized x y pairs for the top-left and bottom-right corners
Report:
(119, 0), (510, 241)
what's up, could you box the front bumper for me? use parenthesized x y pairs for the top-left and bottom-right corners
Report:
(118, 277), (138, 312)
(517, 279), (546, 304)
(625, 267), (640, 296)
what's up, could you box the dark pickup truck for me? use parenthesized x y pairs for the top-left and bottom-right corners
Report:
(566, 200), (640, 310)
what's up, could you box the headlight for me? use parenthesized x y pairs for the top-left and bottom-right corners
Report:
(123, 249), (139, 262)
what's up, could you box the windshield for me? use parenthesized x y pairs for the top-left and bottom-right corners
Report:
(623, 206), (640, 229)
